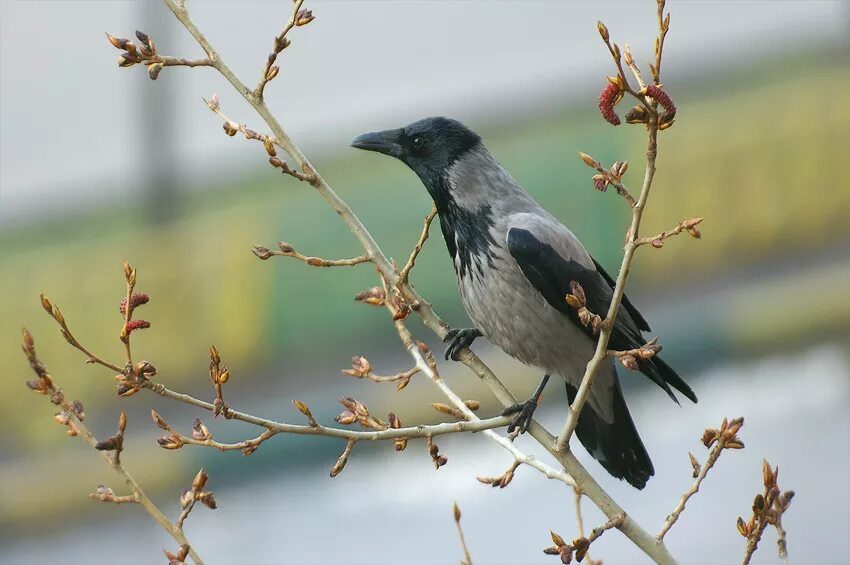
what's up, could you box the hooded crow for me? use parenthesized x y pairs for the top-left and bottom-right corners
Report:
(351, 117), (697, 489)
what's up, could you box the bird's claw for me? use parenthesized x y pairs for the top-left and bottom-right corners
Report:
(502, 398), (539, 436)
(443, 328), (482, 361)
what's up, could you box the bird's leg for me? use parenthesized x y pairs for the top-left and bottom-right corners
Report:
(443, 328), (482, 361)
(502, 374), (550, 436)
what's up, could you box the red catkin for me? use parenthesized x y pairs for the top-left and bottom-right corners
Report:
(598, 82), (622, 125)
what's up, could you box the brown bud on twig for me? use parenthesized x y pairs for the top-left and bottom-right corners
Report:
(151, 410), (170, 430)
(736, 516), (750, 537)
(596, 20), (609, 42)
(427, 438), (448, 469)
(354, 286), (386, 307)
(295, 9), (315, 26)
(192, 468), (208, 491)
(625, 105), (650, 125)
(197, 491), (217, 509)
(116, 383), (140, 397)
(342, 356), (372, 378)
(205, 94), (220, 111)
(147, 63), (163, 80)
(95, 436), (121, 451)
(251, 244), (273, 260)
(117, 411), (127, 435)
(619, 354), (639, 370)
(71, 400), (85, 421)
(157, 434), (184, 450)
(134, 360), (157, 379)
(192, 418), (211, 441)
(335, 410), (357, 426)
(577, 152), (598, 169)
(688, 452), (700, 478)
(106, 33), (126, 50)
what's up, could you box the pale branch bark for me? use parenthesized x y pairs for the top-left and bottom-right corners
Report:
(574, 486), (586, 538)
(390, 320), (578, 490)
(152, 2), (678, 561)
(90, 492), (139, 504)
(146, 380), (512, 442)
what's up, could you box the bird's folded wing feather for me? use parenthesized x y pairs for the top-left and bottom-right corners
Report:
(504, 224), (646, 351)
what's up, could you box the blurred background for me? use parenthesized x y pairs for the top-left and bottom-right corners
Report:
(2, 1), (849, 563)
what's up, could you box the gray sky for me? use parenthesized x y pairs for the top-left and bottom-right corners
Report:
(1, 1), (847, 226)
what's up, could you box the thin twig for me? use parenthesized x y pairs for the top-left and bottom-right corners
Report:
(90, 492), (139, 504)
(119, 262), (135, 366)
(254, 0), (305, 99)
(657, 440), (724, 540)
(554, 113), (659, 453)
(636, 218), (703, 248)
(22, 330), (204, 565)
(398, 204), (437, 285)
(453, 502), (473, 565)
(148, 392), (512, 446)
(588, 514), (625, 544)
(39, 294), (125, 373)
(658, 417), (744, 541)
(574, 486), (586, 538)
(623, 44), (647, 89)
(253, 241), (369, 267)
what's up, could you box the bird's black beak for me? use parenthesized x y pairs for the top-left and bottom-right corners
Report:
(350, 128), (404, 158)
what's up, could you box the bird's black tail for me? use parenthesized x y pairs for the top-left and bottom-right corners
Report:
(565, 379), (654, 490)
(639, 355), (698, 405)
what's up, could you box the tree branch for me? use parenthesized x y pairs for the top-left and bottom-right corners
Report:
(657, 417), (745, 541)
(97, 2), (684, 561)
(22, 329), (204, 565)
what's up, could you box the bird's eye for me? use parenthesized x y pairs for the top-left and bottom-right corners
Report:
(412, 136), (425, 149)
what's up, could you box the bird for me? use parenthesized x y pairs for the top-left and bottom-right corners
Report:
(350, 117), (697, 489)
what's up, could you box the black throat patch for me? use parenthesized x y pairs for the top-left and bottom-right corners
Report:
(425, 175), (498, 278)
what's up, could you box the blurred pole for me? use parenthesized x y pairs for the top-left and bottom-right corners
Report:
(138, 0), (179, 225)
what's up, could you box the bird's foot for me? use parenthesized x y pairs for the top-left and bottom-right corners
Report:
(502, 398), (539, 437)
(502, 374), (550, 438)
(443, 328), (482, 361)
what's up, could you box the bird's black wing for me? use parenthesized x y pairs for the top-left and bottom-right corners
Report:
(506, 227), (696, 403)
(591, 257), (651, 332)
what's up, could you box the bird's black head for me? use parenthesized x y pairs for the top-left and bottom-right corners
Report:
(350, 117), (481, 198)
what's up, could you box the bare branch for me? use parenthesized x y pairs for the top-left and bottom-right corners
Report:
(254, 0), (311, 99)
(252, 240), (369, 266)
(22, 329), (204, 565)
(578, 152), (637, 207)
(636, 217), (703, 248)
(658, 417), (745, 540)
(398, 204), (438, 285)
(453, 502), (473, 565)
(39, 293), (125, 373)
